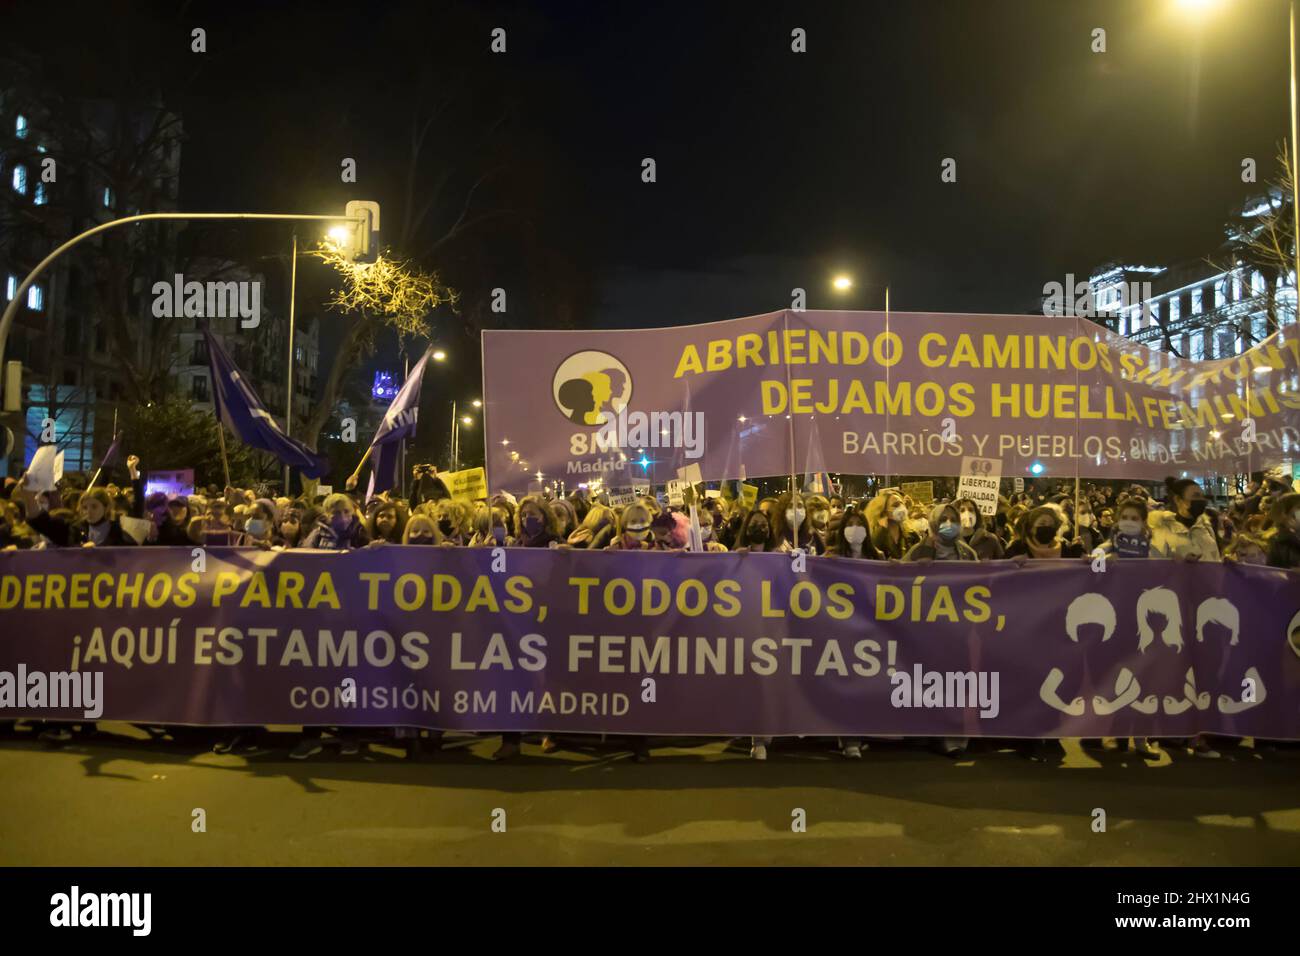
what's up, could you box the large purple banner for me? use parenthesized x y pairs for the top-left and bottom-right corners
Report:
(3, 548), (1298, 738)
(482, 310), (1300, 492)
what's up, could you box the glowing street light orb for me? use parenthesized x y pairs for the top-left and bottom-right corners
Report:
(432, 350), (447, 361)
(832, 275), (853, 292)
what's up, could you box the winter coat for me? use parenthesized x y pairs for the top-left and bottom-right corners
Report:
(1148, 510), (1221, 562)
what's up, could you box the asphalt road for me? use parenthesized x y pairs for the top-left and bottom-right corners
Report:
(1, 723), (1298, 866)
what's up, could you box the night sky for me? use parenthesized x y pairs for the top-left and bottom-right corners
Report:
(8, 0), (1295, 404)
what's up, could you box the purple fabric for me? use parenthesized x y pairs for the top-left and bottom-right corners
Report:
(2, 548), (1297, 738)
(482, 310), (1300, 492)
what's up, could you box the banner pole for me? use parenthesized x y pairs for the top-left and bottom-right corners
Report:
(215, 418), (231, 488)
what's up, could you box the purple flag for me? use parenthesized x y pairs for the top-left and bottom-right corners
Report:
(366, 349), (431, 498)
(204, 330), (329, 478)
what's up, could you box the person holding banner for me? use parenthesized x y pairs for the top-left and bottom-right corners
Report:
(302, 493), (371, 550)
(772, 491), (820, 555)
(955, 497), (1005, 561)
(825, 509), (881, 562)
(1148, 478), (1220, 563)
(902, 503), (978, 563)
(565, 503), (616, 549)
(866, 491), (914, 560)
(366, 500), (408, 546)
(1266, 493), (1300, 569)
(18, 480), (137, 548)
(514, 496), (564, 548)
(607, 502), (655, 550)
(731, 508), (776, 553)
(1006, 507), (1086, 560)
(694, 507), (728, 552)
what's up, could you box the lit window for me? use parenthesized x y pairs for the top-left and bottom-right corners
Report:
(27, 284), (43, 310)
(1169, 297), (1180, 323)
(34, 182), (46, 205)
(1191, 287), (1203, 314)
(11, 164), (26, 195)
(102, 186), (113, 208)
(15, 114), (28, 139)
(5, 275), (15, 300)
(1252, 270), (1265, 295)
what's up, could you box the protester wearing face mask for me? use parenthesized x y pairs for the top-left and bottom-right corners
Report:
(694, 508), (728, 551)
(1149, 477), (1220, 562)
(954, 497), (1004, 560)
(772, 491), (819, 553)
(151, 494), (193, 546)
(867, 492), (913, 559)
(1265, 493), (1300, 569)
(900, 503), (975, 757)
(470, 505), (514, 547)
(430, 499), (473, 546)
(1073, 501), (1102, 553)
(1096, 507), (1115, 540)
(1006, 506), (1085, 559)
(732, 509), (776, 553)
(276, 503), (313, 549)
(18, 477), (136, 548)
(402, 514), (442, 545)
(1099, 500), (1152, 559)
(826, 509), (880, 562)
(302, 494), (370, 550)
(804, 494), (832, 552)
(241, 499), (278, 549)
(903, 503), (979, 563)
(515, 495), (563, 547)
(608, 503), (654, 550)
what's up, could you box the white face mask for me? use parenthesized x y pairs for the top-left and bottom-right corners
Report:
(787, 508), (805, 527)
(700, 524), (714, 540)
(844, 525), (867, 547)
(890, 506), (908, 524)
(1117, 518), (1143, 536)
(960, 511), (976, 529)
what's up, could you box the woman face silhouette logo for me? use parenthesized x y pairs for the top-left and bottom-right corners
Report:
(553, 352), (631, 426)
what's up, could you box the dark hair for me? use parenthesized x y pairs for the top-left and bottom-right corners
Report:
(738, 508), (774, 549)
(1164, 476), (1199, 501)
(1016, 505), (1061, 542)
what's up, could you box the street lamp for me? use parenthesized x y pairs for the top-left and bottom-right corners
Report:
(831, 274), (853, 292)
(0, 205), (380, 476)
(450, 400), (480, 471)
(432, 350), (447, 362)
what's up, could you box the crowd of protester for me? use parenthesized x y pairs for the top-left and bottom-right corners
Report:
(3, 455), (1298, 762)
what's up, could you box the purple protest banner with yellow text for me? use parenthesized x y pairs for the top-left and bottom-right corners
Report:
(482, 310), (1300, 492)
(2, 547), (1298, 738)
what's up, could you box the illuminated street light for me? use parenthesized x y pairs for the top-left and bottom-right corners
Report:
(432, 350), (447, 361)
(461, 416), (473, 426)
(832, 274), (853, 292)
(472, 399), (482, 408)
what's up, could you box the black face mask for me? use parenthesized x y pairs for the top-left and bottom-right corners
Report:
(439, 518), (454, 536)
(1187, 499), (1207, 518)
(747, 524), (769, 543)
(1033, 525), (1057, 545)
